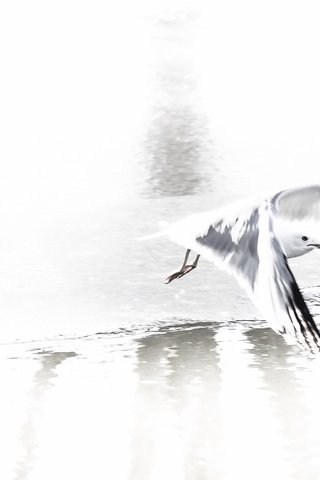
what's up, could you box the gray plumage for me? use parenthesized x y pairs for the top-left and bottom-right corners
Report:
(160, 185), (320, 353)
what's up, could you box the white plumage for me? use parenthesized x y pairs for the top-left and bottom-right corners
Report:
(152, 185), (320, 353)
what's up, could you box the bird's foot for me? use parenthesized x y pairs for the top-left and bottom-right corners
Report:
(165, 265), (196, 284)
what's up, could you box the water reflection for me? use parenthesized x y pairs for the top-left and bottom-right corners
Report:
(245, 327), (320, 480)
(132, 323), (222, 479)
(129, 320), (320, 479)
(4, 0), (320, 478)
(14, 351), (77, 480)
(144, 13), (216, 198)
(145, 105), (215, 198)
(3, 318), (320, 479)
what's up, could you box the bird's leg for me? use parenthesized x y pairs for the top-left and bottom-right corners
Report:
(165, 249), (190, 284)
(178, 253), (200, 278)
(165, 250), (200, 284)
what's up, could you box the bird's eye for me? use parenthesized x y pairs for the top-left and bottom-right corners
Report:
(302, 236), (308, 241)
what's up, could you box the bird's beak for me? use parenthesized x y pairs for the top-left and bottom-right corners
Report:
(308, 243), (320, 249)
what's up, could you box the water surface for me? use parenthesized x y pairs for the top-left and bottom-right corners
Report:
(2, 1), (320, 479)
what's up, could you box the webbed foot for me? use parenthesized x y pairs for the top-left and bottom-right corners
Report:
(165, 250), (200, 284)
(165, 264), (196, 284)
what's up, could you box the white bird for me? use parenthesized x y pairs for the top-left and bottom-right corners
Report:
(155, 185), (320, 353)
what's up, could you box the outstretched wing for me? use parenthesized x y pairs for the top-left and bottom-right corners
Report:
(165, 194), (320, 353)
(165, 197), (262, 292)
(255, 200), (320, 353)
(274, 184), (320, 221)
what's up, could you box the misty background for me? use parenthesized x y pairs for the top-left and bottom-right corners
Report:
(1, 1), (320, 479)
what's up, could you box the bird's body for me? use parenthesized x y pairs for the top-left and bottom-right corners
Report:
(154, 185), (320, 353)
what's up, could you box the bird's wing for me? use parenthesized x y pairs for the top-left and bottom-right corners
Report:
(165, 195), (320, 353)
(255, 199), (320, 353)
(165, 197), (263, 293)
(273, 184), (320, 221)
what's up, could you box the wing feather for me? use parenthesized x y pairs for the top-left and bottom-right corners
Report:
(273, 184), (320, 221)
(164, 191), (320, 353)
(251, 200), (320, 352)
(165, 197), (261, 293)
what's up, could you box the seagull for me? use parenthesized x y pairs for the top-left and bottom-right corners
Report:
(154, 185), (320, 353)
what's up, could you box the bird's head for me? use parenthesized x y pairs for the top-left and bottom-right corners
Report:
(275, 220), (320, 258)
(295, 232), (320, 256)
